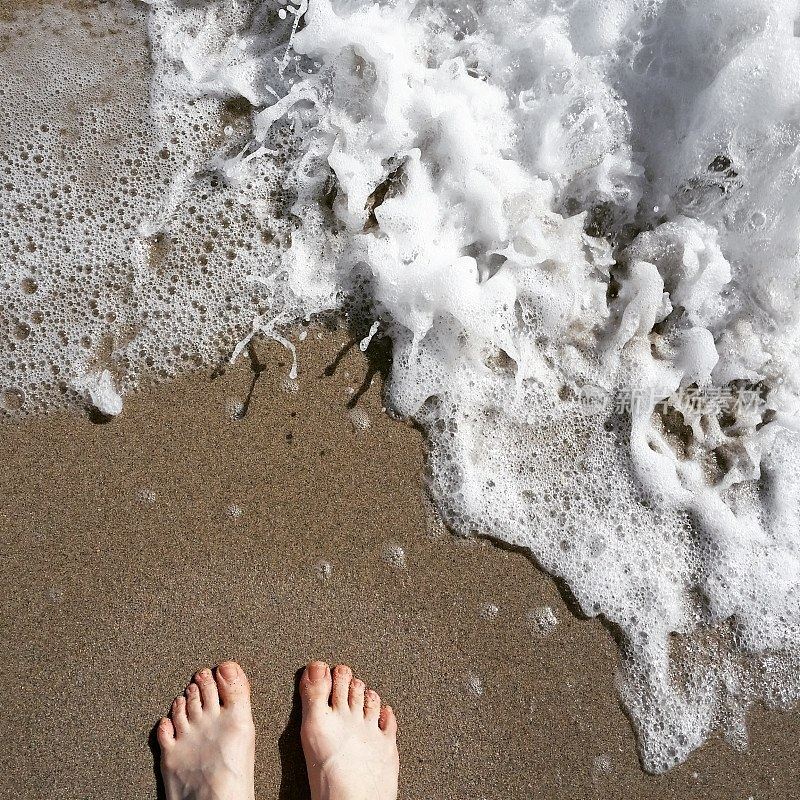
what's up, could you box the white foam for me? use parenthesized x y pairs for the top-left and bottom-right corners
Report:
(72, 370), (124, 417)
(0, 1), (298, 415)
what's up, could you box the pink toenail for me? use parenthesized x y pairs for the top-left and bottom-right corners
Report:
(308, 661), (326, 681)
(218, 662), (238, 680)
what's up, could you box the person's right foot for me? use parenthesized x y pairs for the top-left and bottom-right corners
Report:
(157, 661), (255, 800)
(299, 661), (399, 800)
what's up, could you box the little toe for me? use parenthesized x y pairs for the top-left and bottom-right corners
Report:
(364, 688), (381, 722)
(171, 696), (190, 736)
(156, 717), (175, 750)
(185, 682), (202, 721)
(194, 668), (220, 712)
(379, 704), (398, 736)
(331, 665), (352, 709)
(214, 661), (251, 711)
(348, 677), (365, 712)
(300, 661), (332, 714)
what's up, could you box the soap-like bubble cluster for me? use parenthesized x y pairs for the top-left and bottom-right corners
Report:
(529, 606), (559, 636)
(382, 543), (407, 570)
(313, 558), (333, 581)
(4, 0), (800, 775)
(0, 1), (298, 416)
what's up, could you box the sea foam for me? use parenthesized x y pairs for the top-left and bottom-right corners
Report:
(2, 0), (800, 773)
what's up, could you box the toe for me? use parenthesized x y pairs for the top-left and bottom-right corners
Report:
(348, 677), (366, 712)
(300, 661), (332, 714)
(379, 704), (398, 736)
(156, 717), (175, 749)
(194, 668), (220, 713)
(185, 682), (202, 721)
(171, 696), (190, 736)
(364, 688), (381, 722)
(214, 661), (251, 710)
(332, 664), (352, 709)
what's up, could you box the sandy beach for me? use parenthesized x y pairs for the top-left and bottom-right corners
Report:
(1, 327), (798, 799)
(3, 0), (800, 797)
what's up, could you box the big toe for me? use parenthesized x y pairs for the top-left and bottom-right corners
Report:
(300, 660), (332, 713)
(215, 661), (251, 711)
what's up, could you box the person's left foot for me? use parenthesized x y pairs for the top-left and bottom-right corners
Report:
(157, 661), (255, 800)
(299, 661), (399, 800)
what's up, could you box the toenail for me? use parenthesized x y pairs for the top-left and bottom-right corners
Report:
(197, 669), (210, 682)
(218, 662), (239, 680)
(308, 661), (326, 681)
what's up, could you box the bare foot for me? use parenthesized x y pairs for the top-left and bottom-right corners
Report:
(300, 661), (399, 800)
(157, 661), (255, 800)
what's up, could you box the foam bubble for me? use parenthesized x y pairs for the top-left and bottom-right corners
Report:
(382, 544), (406, 569)
(592, 753), (613, 775)
(465, 670), (485, 698)
(529, 606), (559, 635)
(348, 407), (370, 431)
(313, 558), (333, 580)
(135, 488), (157, 505)
(73, 370), (124, 417)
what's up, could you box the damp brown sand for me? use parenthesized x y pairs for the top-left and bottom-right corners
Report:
(2, 2), (799, 797)
(1, 328), (799, 800)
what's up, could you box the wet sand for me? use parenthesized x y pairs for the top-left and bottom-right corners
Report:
(1, 327), (799, 800)
(2, 1), (800, 796)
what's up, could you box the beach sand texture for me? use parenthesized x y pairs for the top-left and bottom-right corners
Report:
(2, 329), (800, 800)
(2, 1), (800, 798)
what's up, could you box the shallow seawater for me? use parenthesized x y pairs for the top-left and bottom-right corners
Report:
(2, 0), (800, 773)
